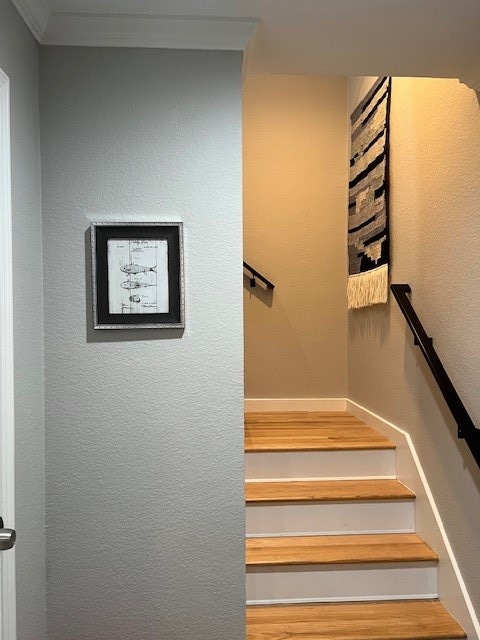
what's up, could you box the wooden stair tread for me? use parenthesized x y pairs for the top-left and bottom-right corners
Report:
(246, 533), (438, 566)
(246, 600), (466, 640)
(246, 479), (415, 503)
(245, 411), (394, 452)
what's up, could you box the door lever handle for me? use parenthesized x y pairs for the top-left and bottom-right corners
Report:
(0, 517), (16, 551)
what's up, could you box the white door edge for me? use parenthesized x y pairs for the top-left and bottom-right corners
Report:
(0, 66), (17, 640)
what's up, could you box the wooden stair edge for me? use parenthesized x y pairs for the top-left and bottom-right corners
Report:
(246, 599), (467, 640)
(245, 442), (396, 452)
(246, 533), (439, 567)
(245, 478), (415, 503)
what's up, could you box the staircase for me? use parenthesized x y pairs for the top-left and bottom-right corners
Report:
(245, 411), (467, 640)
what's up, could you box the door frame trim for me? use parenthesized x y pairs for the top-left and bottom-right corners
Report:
(0, 66), (17, 640)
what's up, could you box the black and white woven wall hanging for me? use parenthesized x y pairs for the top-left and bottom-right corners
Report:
(348, 76), (391, 309)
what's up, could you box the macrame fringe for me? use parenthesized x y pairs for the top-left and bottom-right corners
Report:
(348, 264), (388, 310)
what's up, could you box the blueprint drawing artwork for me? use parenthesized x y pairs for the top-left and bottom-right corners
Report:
(107, 238), (169, 314)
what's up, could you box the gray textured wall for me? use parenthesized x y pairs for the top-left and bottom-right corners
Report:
(40, 47), (244, 640)
(0, 1), (46, 638)
(348, 76), (480, 614)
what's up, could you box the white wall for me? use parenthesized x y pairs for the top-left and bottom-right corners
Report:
(348, 76), (480, 614)
(40, 47), (245, 640)
(0, 1), (46, 638)
(243, 75), (348, 399)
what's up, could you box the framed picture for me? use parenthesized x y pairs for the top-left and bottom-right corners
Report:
(91, 222), (184, 329)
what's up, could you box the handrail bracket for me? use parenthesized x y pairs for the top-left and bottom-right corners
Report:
(243, 261), (275, 290)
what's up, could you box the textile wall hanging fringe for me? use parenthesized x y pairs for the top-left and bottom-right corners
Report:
(348, 76), (391, 310)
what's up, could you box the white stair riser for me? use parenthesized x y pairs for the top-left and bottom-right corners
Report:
(246, 500), (415, 536)
(245, 450), (396, 480)
(246, 562), (437, 603)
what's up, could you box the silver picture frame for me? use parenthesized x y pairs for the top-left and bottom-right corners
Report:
(91, 221), (184, 329)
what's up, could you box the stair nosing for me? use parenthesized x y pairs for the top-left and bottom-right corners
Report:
(245, 479), (415, 503)
(246, 599), (467, 640)
(246, 533), (439, 567)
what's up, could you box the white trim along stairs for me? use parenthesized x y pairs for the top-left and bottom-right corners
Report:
(244, 399), (480, 640)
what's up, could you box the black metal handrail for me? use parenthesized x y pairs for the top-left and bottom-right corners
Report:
(243, 261), (275, 290)
(391, 284), (480, 467)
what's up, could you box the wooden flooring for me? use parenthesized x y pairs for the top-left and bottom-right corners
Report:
(245, 411), (394, 452)
(246, 533), (438, 566)
(246, 478), (414, 503)
(246, 600), (467, 640)
(244, 411), (465, 640)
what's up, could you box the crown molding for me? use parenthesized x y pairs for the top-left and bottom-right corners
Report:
(11, 0), (50, 41)
(42, 13), (259, 50)
(459, 60), (480, 92)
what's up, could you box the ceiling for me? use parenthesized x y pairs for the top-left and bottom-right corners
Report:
(11, 0), (480, 90)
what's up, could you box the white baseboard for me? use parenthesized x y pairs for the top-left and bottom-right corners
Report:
(244, 398), (347, 412)
(347, 400), (480, 640)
